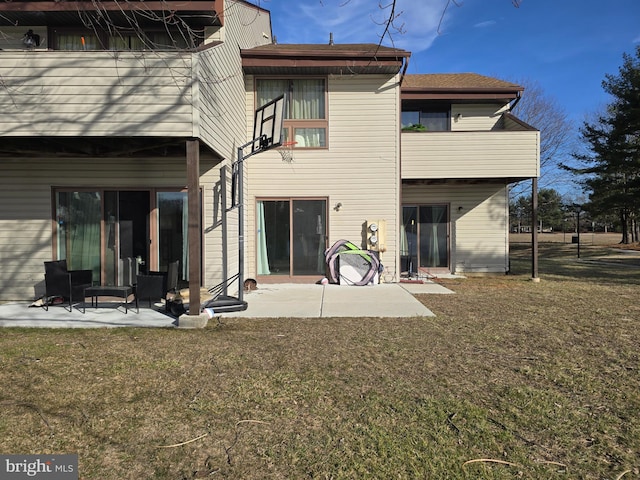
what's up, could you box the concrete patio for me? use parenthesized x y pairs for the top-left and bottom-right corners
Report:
(0, 281), (454, 328)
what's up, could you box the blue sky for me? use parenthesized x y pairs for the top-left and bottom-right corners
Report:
(260, 0), (640, 124)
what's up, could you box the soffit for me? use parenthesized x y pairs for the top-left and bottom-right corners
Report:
(0, 137), (222, 160)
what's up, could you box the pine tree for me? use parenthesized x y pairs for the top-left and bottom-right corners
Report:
(568, 46), (640, 243)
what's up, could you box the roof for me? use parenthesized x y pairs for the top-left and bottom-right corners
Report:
(402, 73), (523, 101)
(241, 43), (410, 75)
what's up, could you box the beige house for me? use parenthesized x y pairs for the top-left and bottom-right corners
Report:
(0, 1), (538, 304)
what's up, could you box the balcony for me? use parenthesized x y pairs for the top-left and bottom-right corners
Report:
(0, 50), (196, 138)
(401, 115), (539, 182)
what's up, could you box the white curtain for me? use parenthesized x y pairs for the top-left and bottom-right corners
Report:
(256, 201), (271, 275)
(292, 79), (324, 147)
(257, 79), (288, 108)
(57, 34), (99, 50)
(427, 206), (447, 267)
(291, 79), (323, 118)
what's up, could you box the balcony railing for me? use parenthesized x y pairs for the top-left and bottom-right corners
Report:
(0, 50), (196, 137)
(401, 126), (539, 181)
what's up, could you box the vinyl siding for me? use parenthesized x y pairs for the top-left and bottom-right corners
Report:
(0, 0), (272, 299)
(0, 156), (224, 301)
(0, 51), (195, 137)
(197, 0), (272, 159)
(197, 1), (272, 291)
(402, 183), (509, 273)
(451, 103), (508, 131)
(401, 130), (540, 179)
(244, 73), (402, 280)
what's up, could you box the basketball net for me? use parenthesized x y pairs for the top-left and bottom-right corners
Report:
(276, 141), (296, 163)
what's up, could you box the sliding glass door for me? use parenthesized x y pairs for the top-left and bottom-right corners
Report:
(257, 198), (327, 278)
(55, 189), (191, 286)
(157, 191), (189, 287)
(56, 191), (102, 283)
(401, 204), (449, 271)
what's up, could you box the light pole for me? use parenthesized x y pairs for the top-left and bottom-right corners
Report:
(573, 204), (581, 258)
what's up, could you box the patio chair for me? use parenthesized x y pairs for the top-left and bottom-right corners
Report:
(134, 273), (166, 312)
(134, 260), (180, 312)
(43, 260), (93, 312)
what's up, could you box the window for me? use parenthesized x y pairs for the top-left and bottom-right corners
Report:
(256, 78), (328, 148)
(401, 103), (450, 132)
(52, 29), (193, 51)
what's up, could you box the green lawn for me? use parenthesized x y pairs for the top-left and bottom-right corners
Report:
(1, 241), (639, 479)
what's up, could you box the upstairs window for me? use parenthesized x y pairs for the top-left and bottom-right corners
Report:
(256, 78), (327, 148)
(52, 29), (193, 51)
(402, 103), (450, 132)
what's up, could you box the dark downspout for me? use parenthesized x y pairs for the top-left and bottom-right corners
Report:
(509, 90), (522, 112)
(398, 55), (410, 279)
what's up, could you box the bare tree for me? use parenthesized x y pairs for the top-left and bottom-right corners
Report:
(509, 78), (575, 197)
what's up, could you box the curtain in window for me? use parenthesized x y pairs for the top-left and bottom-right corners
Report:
(109, 35), (145, 50)
(57, 34), (99, 50)
(294, 128), (325, 148)
(421, 205), (447, 268)
(57, 192), (101, 281)
(290, 79), (324, 119)
(257, 79), (288, 108)
(256, 201), (271, 275)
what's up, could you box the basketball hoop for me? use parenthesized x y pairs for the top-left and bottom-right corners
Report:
(276, 141), (297, 163)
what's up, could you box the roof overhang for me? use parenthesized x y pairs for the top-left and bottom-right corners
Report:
(402, 177), (531, 186)
(0, 1), (223, 28)
(0, 136), (222, 160)
(241, 44), (410, 75)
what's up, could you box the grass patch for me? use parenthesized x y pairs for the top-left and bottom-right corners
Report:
(1, 241), (639, 478)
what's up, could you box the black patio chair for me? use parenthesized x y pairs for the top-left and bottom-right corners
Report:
(134, 273), (166, 312)
(43, 260), (93, 312)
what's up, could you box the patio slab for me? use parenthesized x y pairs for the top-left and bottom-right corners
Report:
(0, 281), (455, 327)
(0, 302), (177, 328)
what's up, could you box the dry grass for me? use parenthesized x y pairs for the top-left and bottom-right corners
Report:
(1, 239), (639, 479)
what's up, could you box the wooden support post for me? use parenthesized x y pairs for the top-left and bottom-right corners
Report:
(187, 139), (201, 314)
(532, 177), (539, 281)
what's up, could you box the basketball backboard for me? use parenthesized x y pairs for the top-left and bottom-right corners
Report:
(251, 94), (286, 154)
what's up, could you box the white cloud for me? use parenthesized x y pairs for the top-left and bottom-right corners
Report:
(270, 0), (451, 52)
(474, 20), (497, 28)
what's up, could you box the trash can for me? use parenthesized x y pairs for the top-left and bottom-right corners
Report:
(571, 235), (579, 244)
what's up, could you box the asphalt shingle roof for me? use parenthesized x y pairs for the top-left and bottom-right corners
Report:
(403, 73), (523, 91)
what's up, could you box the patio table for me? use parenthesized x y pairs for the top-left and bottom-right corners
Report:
(83, 285), (133, 314)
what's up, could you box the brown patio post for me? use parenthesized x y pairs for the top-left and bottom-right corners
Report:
(532, 177), (539, 282)
(177, 139), (207, 328)
(187, 139), (201, 314)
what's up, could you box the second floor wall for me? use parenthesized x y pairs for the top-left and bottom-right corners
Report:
(0, 0), (272, 162)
